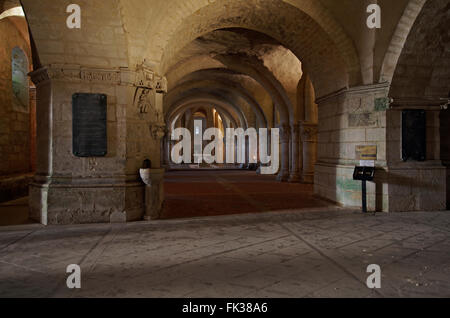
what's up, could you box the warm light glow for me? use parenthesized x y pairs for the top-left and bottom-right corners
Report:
(0, 7), (25, 20)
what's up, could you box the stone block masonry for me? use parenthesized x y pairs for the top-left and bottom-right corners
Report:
(315, 83), (389, 212)
(27, 64), (166, 224)
(315, 83), (447, 212)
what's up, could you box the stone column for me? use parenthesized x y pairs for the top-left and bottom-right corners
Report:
(300, 122), (318, 184)
(277, 124), (290, 182)
(288, 124), (301, 182)
(28, 67), (52, 225)
(29, 87), (37, 172)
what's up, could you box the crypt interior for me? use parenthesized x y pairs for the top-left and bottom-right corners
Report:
(0, 0), (449, 299)
(0, 0), (448, 225)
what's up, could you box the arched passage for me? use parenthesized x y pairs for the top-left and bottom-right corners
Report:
(168, 77), (268, 128)
(4, 0), (445, 226)
(145, 0), (359, 218)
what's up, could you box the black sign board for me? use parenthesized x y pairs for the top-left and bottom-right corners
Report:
(402, 110), (426, 162)
(353, 166), (375, 181)
(72, 93), (107, 157)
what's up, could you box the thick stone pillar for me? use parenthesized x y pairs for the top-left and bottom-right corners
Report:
(28, 64), (167, 225)
(277, 124), (290, 182)
(314, 83), (447, 212)
(288, 124), (301, 182)
(300, 122), (318, 184)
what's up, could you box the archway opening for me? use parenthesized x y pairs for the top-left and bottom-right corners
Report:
(160, 25), (335, 220)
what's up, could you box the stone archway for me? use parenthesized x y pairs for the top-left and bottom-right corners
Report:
(17, 0), (449, 225)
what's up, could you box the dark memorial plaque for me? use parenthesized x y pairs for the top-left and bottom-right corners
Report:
(402, 109), (426, 162)
(72, 93), (107, 157)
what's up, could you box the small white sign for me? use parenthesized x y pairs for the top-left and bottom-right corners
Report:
(360, 160), (375, 167)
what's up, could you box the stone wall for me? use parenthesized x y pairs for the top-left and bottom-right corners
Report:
(385, 106), (446, 211)
(315, 84), (389, 211)
(315, 83), (447, 212)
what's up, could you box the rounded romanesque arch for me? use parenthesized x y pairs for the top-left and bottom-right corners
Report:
(388, 0), (450, 100)
(379, 0), (427, 84)
(167, 78), (268, 128)
(156, 0), (357, 98)
(166, 94), (248, 129)
(137, 0), (359, 92)
(169, 103), (238, 131)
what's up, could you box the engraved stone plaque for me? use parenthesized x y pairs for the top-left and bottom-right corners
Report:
(72, 93), (107, 157)
(348, 113), (376, 127)
(402, 110), (426, 162)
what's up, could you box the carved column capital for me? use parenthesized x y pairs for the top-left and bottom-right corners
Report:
(278, 124), (291, 143)
(300, 122), (318, 142)
(29, 67), (50, 86)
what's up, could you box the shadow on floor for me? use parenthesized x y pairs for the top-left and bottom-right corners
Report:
(0, 197), (35, 226)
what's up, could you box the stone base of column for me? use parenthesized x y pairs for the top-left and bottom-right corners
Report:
(276, 170), (289, 182)
(288, 173), (301, 183)
(301, 173), (314, 184)
(29, 175), (144, 225)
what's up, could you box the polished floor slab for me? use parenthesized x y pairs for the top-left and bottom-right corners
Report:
(0, 208), (449, 298)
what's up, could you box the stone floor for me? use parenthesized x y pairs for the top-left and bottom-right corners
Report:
(0, 170), (332, 226)
(162, 170), (332, 219)
(1, 208), (450, 298)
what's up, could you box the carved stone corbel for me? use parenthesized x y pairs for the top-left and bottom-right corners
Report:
(155, 76), (167, 93)
(300, 122), (318, 142)
(134, 61), (167, 93)
(279, 123), (291, 144)
(149, 123), (166, 140)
